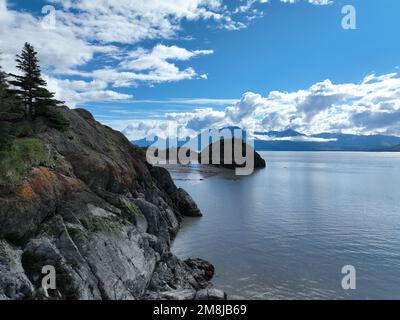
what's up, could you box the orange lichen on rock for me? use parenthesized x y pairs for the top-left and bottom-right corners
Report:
(18, 183), (36, 200)
(66, 177), (83, 191)
(30, 167), (58, 195)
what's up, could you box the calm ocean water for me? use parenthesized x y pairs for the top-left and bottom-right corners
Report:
(171, 152), (400, 300)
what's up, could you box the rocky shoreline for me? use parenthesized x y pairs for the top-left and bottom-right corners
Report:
(0, 107), (226, 300)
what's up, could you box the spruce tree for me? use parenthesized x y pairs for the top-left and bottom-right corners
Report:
(0, 64), (20, 112)
(0, 64), (18, 151)
(0, 67), (7, 101)
(0, 64), (10, 108)
(9, 43), (47, 118)
(10, 43), (68, 130)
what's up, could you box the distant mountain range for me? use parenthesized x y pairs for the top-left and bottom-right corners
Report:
(132, 129), (400, 152)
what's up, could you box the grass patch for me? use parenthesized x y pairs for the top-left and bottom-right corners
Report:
(126, 201), (144, 218)
(80, 217), (117, 234)
(0, 138), (54, 185)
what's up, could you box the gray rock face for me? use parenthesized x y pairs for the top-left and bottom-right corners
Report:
(0, 107), (225, 300)
(0, 241), (34, 300)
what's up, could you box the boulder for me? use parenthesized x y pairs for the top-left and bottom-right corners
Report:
(178, 189), (203, 217)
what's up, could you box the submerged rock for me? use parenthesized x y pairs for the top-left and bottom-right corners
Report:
(196, 288), (227, 300)
(159, 289), (197, 301)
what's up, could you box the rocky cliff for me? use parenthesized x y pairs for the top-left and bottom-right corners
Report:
(0, 107), (225, 300)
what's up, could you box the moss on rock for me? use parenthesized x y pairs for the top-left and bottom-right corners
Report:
(0, 138), (55, 185)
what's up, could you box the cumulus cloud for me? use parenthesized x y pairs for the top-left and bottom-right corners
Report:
(0, 0), (131, 107)
(167, 108), (226, 131)
(45, 77), (133, 108)
(0, 0), (110, 72)
(49, 0), (245, 42)
(0, 0), (334, 108)
(226, 92), (267, 123)
(121, 72), (400, 138)
(0, 0), (221, 106)
(61, 45), (214, 88)
(116, 45), (213, 85)
(121, 120), (195, 140)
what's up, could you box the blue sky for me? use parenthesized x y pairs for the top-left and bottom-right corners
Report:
(1, 0), (400, 139)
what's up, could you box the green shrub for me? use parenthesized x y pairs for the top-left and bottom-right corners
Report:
(14, 121), (33, 138)
(37, 105), (69, 131)
(0, 138), (54, 184)
(0, 121), (15, 152)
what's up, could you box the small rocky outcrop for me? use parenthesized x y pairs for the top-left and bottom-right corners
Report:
(177, 189), (202, 217)
(0, 107), (225, 300)
(199, 138), (266, 170)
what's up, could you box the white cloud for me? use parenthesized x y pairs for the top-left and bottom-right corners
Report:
(121, 120), (194, 140)
(0, 0), (109, 72)
(167, 108), (226, 131)
(308, 0), (332, 5)
(280, 0), (332, 4)
(49, 0), (240, 43)
(225, 92), (267, 123)
(115, 45), (213, 85)
(46, 77), (133, 108)
(0, 0), (219, 106)
(68, 45), (213, 88)
(120, 72), (400, 138)
(0, 0), (334, 109)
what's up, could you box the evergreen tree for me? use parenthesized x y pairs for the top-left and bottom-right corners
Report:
(0, 64), (10, 107)
(9, 43), (47, 118)
(0, 63), (20, 112)
(9, 43), (68, 130)
(0, 64), (18, 151)
(35, 87), (69, 131)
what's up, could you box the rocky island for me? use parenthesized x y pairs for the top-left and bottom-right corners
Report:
(199, 138), (266, 170)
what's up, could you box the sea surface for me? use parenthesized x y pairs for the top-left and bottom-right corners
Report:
(170, 152), (400, 299)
